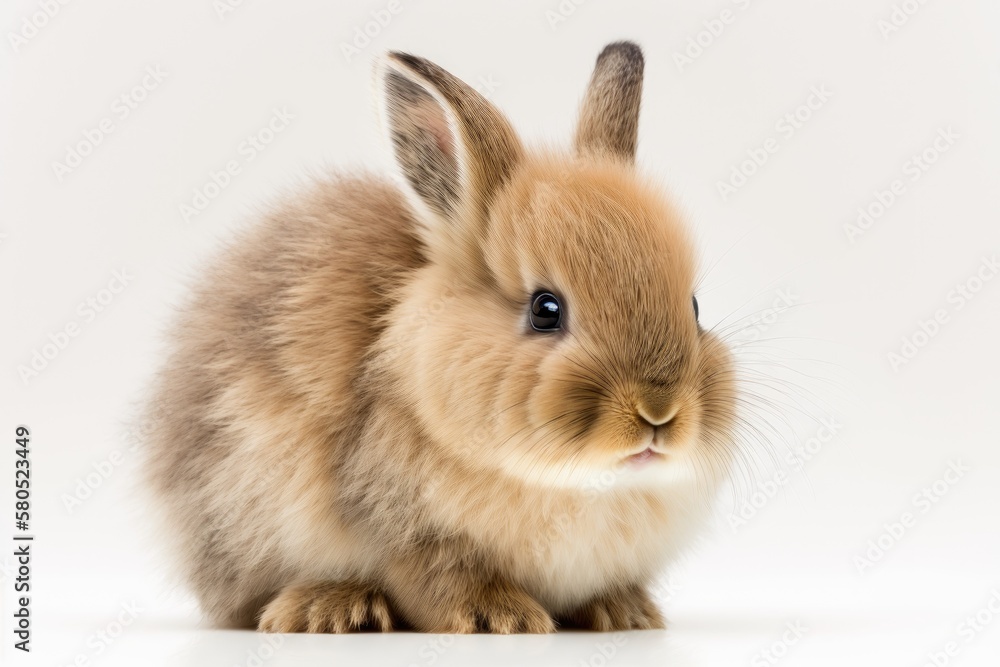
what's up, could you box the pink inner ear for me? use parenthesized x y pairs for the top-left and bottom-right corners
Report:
(415, 100), (455, 162)
(430, 121), (455, 161)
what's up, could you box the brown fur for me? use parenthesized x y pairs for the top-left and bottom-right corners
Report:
(574, 41), (644, 161)
(144, 42), (737, 634)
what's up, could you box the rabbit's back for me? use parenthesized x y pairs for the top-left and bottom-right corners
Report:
(144, 174), (423, 624)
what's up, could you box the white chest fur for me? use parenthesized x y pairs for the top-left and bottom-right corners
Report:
(450, 478), (708, 614)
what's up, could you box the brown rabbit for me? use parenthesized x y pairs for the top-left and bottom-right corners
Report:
(144, 41), (737, 634)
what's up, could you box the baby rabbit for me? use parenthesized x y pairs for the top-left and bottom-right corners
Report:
(145, 41), (737, 633)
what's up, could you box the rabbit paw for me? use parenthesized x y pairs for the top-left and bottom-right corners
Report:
(434, 579), (555, 634)
(562, 585), (664, 631)
(258, 580), (394, 633)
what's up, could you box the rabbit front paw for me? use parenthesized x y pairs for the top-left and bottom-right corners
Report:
(258, 580), (394, 633)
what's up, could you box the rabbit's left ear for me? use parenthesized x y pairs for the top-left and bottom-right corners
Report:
(574, 41), (645, 162)
(377, 52), (522, 237)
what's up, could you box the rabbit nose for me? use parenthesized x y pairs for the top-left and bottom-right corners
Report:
(637, 404), (678, 428)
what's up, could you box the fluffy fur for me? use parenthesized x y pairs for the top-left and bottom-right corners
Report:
(144, 41), (737, 633)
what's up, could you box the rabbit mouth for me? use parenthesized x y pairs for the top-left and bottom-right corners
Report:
(624, 447), (666, 467)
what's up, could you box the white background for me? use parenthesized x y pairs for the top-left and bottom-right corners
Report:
(2, 0), (999, 665)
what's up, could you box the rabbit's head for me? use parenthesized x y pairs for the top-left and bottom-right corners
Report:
(374, 42), (737, 491)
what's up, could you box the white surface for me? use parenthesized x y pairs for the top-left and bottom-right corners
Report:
(3, 0), (1000, 665)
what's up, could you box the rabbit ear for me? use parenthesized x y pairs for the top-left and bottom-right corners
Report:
(377, 52), (522, 234)
(574, 41), (644, 162)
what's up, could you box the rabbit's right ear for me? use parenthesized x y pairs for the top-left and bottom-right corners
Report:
(574, 41), (645, 163)
(376, 52), (522, 261)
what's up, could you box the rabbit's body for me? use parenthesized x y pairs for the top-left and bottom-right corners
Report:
(146, 175), (423, 623)
(146, 42), (737, 633)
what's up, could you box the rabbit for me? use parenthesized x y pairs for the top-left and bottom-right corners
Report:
(143, 40), (738, 634)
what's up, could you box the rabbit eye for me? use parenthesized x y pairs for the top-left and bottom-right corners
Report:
(529, 292), (562, 332)
(692, 296), (700, 321)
